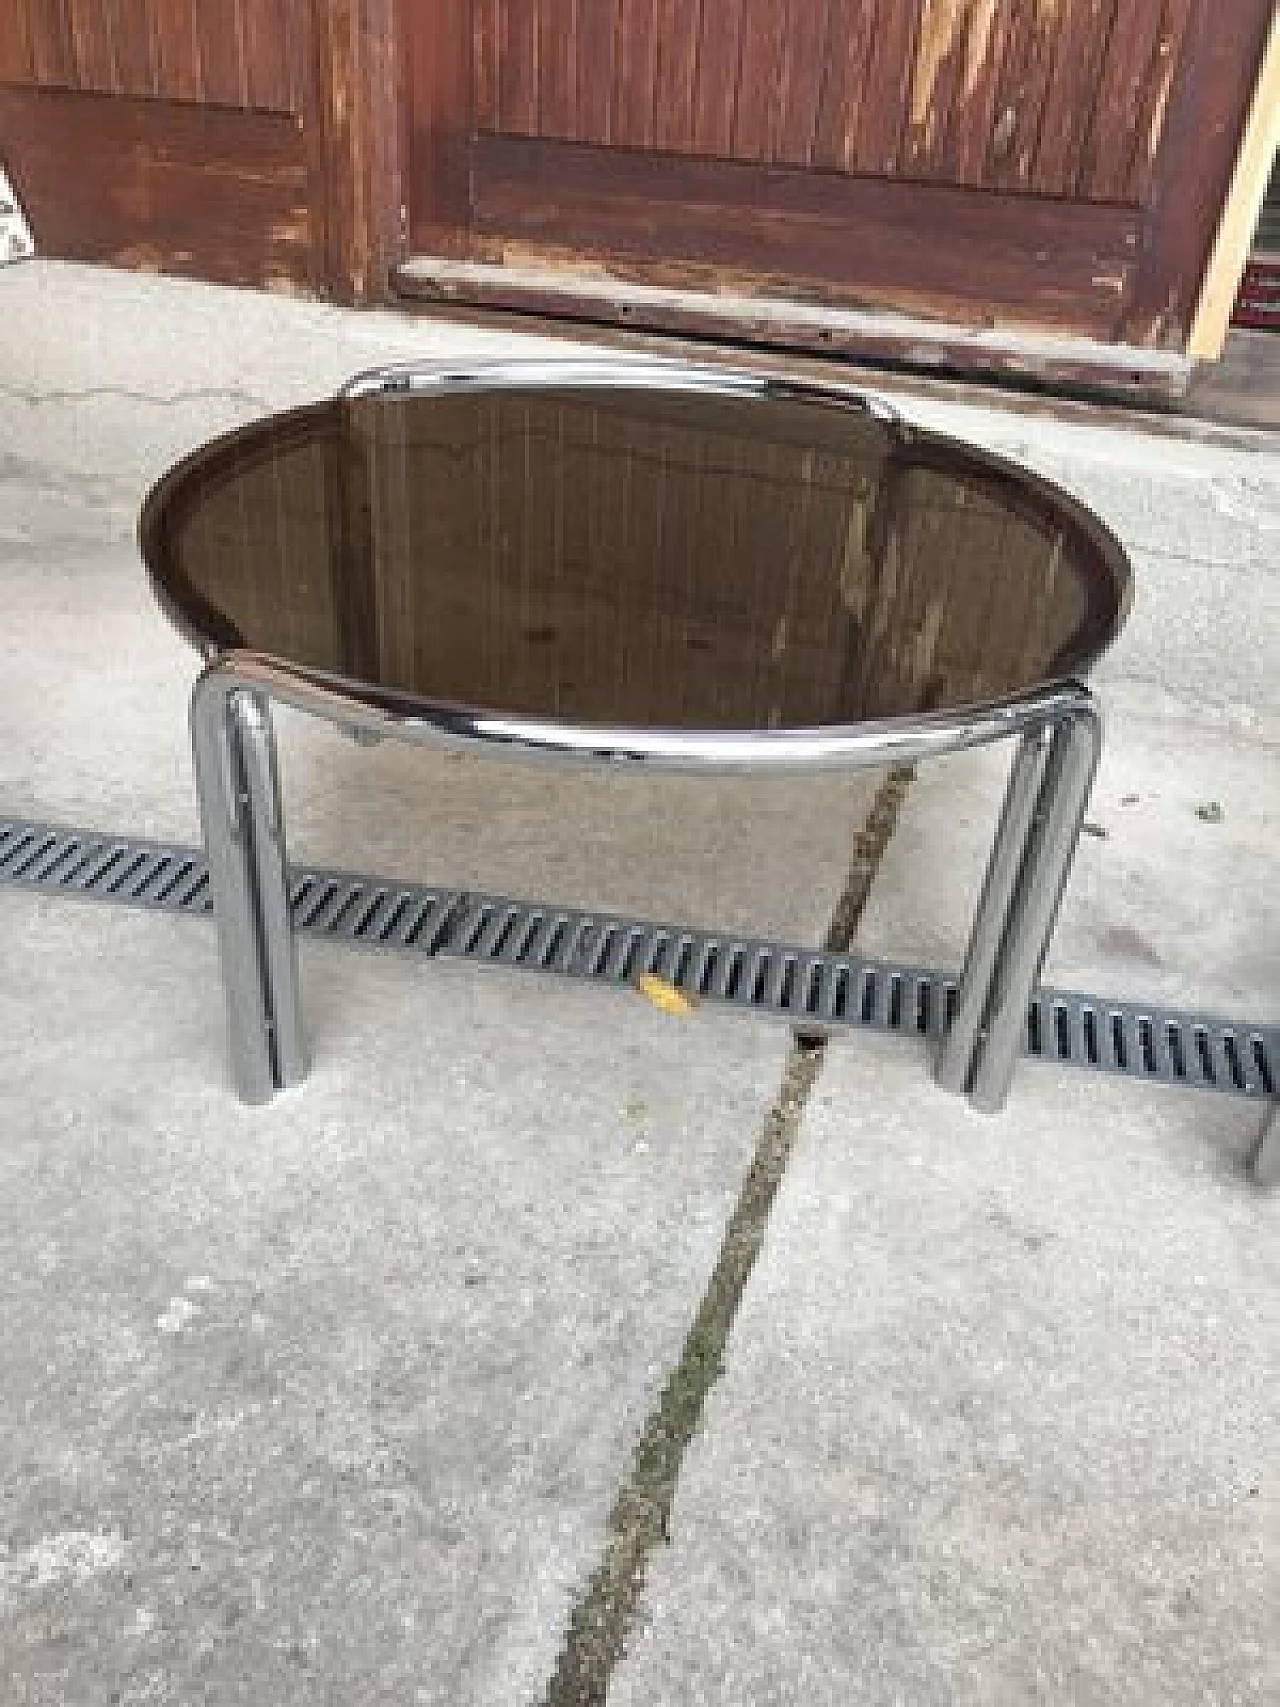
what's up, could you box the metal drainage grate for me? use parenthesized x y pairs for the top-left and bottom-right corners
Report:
(1, 814), (1275, 1105)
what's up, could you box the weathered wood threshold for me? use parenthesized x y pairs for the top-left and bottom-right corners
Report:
(394, 257), (1191, 399)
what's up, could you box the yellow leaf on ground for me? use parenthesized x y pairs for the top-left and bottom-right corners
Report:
(636, 973), (698, 1017)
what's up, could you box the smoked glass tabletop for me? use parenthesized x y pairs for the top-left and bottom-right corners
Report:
(141, 380), (1130, 732)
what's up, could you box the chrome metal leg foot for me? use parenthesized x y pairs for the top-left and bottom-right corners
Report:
(938, 691), (1102, 1113)
(1247, 1106), (1280, 1189)
(191, 670), (308, 1102)
(937, 728), (1053, 1098)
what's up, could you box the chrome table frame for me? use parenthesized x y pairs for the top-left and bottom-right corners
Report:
(177, 360), (1112, 1113)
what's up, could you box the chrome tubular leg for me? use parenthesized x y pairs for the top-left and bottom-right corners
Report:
(967, 698), (1102, 1113)
(937, 727), (1054, 1097)
(236, 692), (309, 1088)
(191, 674), (276, 1103)
(1248, 1106), (1280, 1189)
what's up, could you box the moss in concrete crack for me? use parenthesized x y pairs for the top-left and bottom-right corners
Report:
(821, 764), (916, 954)
(541, 765), (916, 1707)
(543, 1040), (823, 1706)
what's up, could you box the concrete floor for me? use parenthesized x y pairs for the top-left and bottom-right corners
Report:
(0, 262), (1277, 1705)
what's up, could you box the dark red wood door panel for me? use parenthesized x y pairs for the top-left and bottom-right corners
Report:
(406, 0), (1275, 347)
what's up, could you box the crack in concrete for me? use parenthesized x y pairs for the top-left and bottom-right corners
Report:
(0, 382), (272, 412)
(540, 766), (916, 1707)
(819, 766), (917, 956)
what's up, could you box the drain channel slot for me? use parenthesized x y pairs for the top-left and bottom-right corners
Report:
(1, 814), (1274, 1105)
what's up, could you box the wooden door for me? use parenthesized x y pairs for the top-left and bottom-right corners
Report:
(0, 1), (403, 301)
(0, 2), (320, 289)
(407, 1), (1275, 349)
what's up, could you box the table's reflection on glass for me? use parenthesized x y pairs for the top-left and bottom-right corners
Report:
(145, 386), (1125, 733)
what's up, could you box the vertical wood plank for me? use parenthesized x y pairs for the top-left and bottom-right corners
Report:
(734, 0), (789, 162)
(691, 0), (745, 156)
(1125, 0), (1197, 203)
(950, 0), (1010, 186)
(240, 0), (288, 110)
(108, 0), (158, 97)
(66, 0), (120, 92)
(1079, 0), (1162, 200)
(0, 3), (38, 84)
(538, 0), (578, 137)
(196, 0), (250, 107)
(498, 0), (539, 135)
(474, 0), (499, 128)
(812, 0), (878, 172)
(574, 0), (616, 141)
(653, 0), (701, 151)
(1087, 0), (1195, 203)
(152, 0), (203, 101)
(314, 0), (357, 293)
(901, 0), (1005, 184)
(29, 1), (76, 87)
(279, 0), (313, 114)
(316, 0), (406, 300)
(613, 0), (659, 149)
(900, 0), (963, 175)
(984, 0), (1063, 189)
(854, 0), (921, 173)
(406, 0), (475, 243)
(1034, 0), (1116, 195)
(771, 0), (833, 166)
